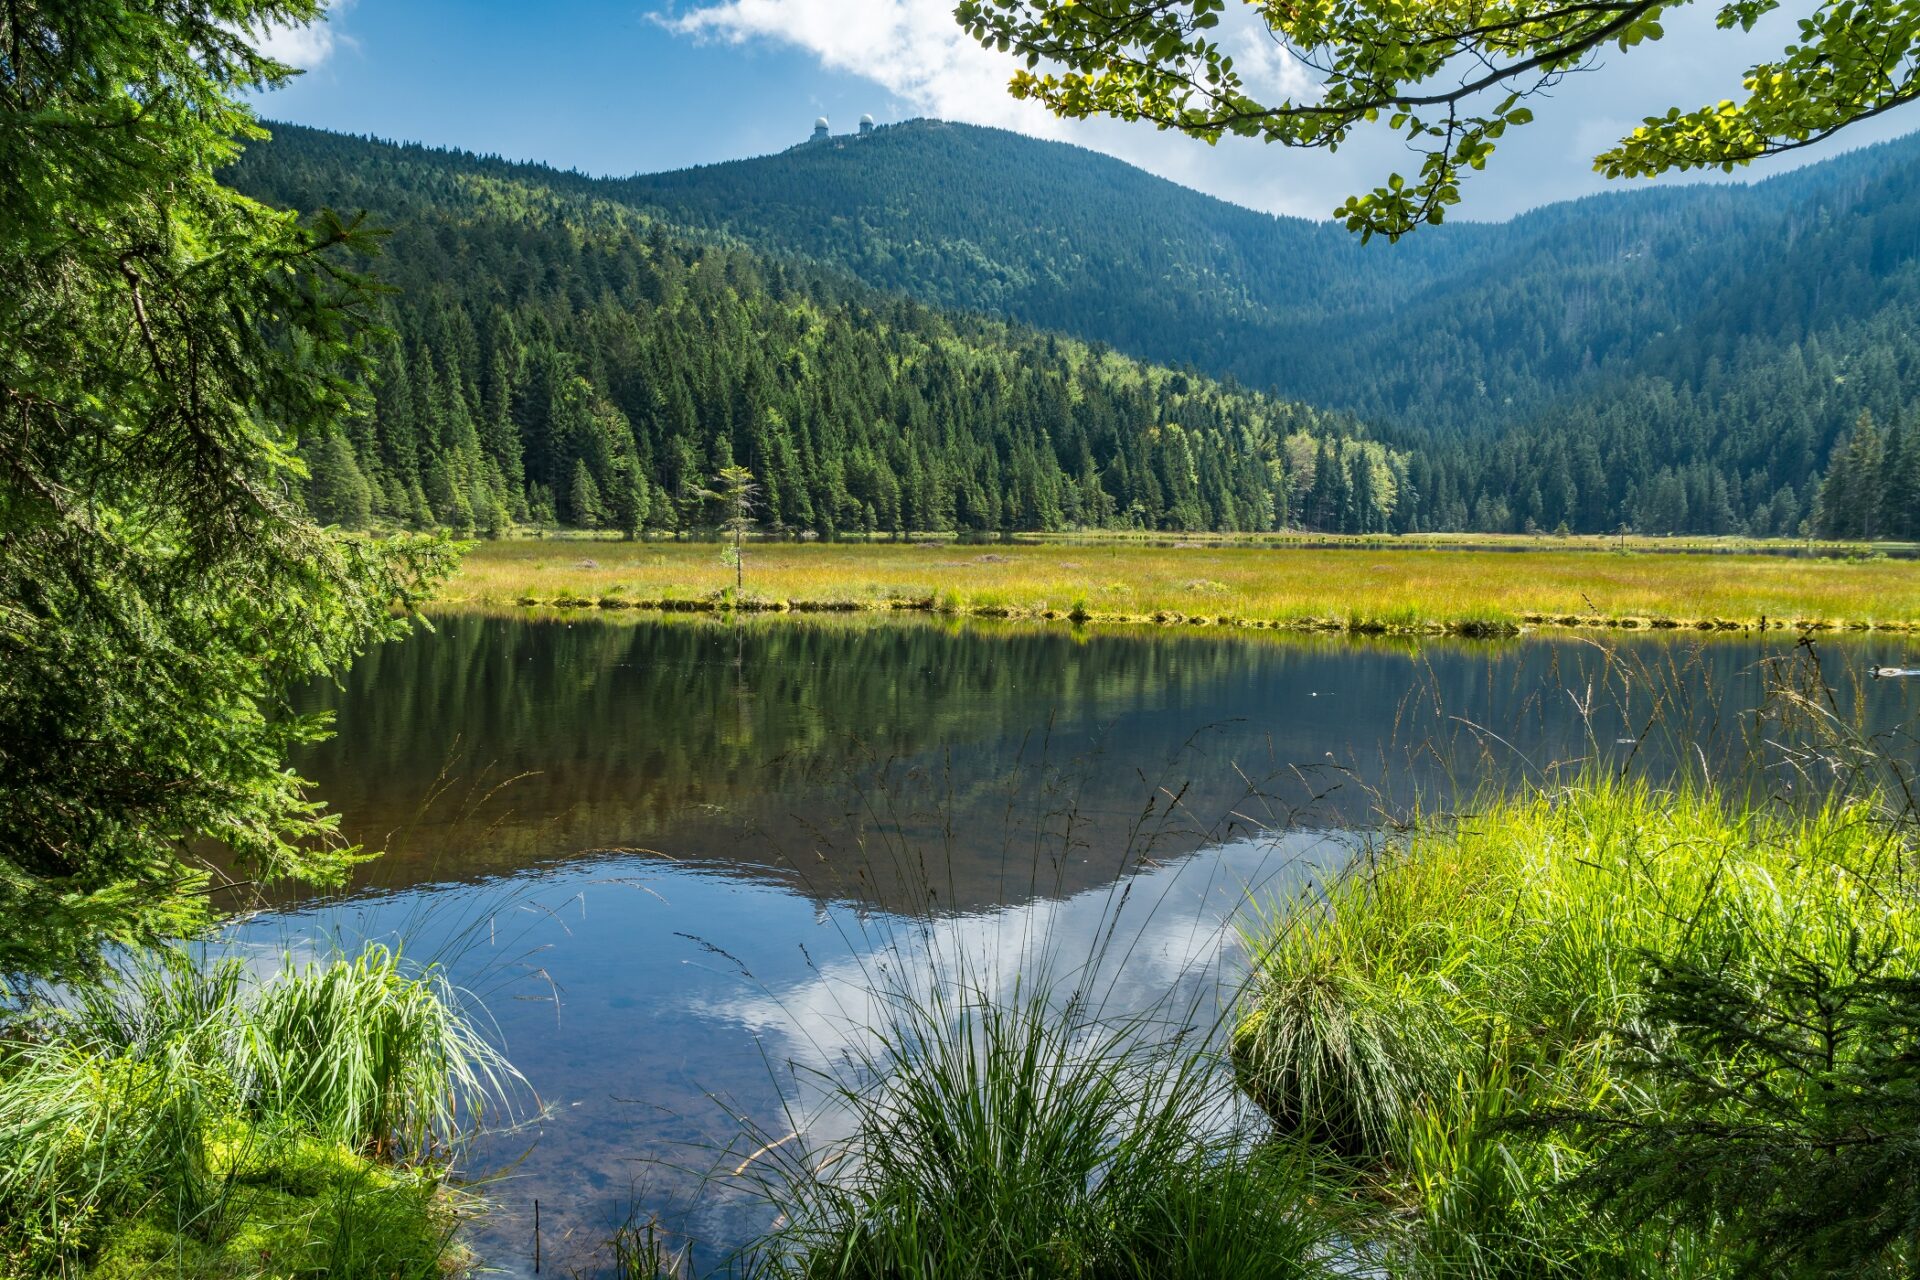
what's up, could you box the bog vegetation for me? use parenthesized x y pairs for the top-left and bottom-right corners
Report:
(446, 538), (1920, 634)
(0, 944), (517, 1278)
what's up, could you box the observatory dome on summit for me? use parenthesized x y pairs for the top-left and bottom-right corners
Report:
(811, 116), (829, 142)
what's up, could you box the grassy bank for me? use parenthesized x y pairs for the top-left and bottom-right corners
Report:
(1232, 775), (1917, 1276)
(440, 539), (1920, 635)
(0, 945), (518, 1280)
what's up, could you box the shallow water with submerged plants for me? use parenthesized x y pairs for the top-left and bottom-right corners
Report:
(225, 613), (1920, 1276)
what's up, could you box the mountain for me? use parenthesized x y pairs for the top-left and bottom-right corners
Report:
(616, 120), (1917, 422)
(227, 119), (1920, 537)
(223, 124), (1386, 540)
(615, 119), (1920, 537)
(614, 121), (1494, 419)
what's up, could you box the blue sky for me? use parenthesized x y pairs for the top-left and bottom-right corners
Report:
(257, 0), (1920, 222)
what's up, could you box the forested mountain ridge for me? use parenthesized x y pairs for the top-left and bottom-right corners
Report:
(616, 118), (1920, 537)
(621, 121), (1920, 419)
(229, 121), (1920, 537)
(225, 125), (1399, 538)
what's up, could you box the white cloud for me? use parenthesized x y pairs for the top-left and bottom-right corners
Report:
(656, 0), (1347, 215)
(252, 0), (353, 71)
(654, 0), (1919, 222)
(661, 0), (1071, 137)
(698, 829), (1344, 1154)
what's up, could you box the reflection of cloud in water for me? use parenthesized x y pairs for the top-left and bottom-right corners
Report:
(703, 829), (1354, 1152)
(210, 828), (1358, 1274)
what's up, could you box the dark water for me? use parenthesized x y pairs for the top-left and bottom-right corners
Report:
(229, 615), (1920, 1275)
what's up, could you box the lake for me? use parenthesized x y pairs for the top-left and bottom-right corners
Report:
(236, 614), (1920, 1276)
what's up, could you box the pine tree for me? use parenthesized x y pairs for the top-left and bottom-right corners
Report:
(1308, 439), (1336, 531)
(305, 433), (374, 530)
(608, 459), (650, 540)
(1817, 412), (1887, 537)
(569, 458), (604, 529)
(473, 478), (510, 539)
(424, 456), (473, 532)
(1881, 420), (1920, 539)
(1349, 449), (1377, 534)
(0, 5), (456, 980)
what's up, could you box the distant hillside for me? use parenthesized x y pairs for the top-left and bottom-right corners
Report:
(615, 119), (1920, 536)
(614, 121), (1490, 412)
(224, 125), (1386, 539)
(228, 122), (1920, 537)
(616, 120), (1918, 423)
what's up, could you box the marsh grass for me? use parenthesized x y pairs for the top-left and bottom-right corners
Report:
(1228, 683), (1919, 1277)
(442, 539), (1920, 634)
(731, 965), (1341, 1280)
(0, 941), (523, 1278)
(242, 943), (521, 1161)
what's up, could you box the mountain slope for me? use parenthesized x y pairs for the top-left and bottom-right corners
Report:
(233, 121), (1920, 536)
(224, 125), (1388, 538)
(618, 120), (1920, 439)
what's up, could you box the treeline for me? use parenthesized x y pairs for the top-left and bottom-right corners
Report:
(619, 119), (1920, 536)
(233, 127), (1410, 537)
(1389, 310), (1920, 536)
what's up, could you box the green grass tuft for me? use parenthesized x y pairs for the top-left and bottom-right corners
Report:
(0, 942), (517, 1278)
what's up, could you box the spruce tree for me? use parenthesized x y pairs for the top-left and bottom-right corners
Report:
(0, 1), (454, 983)
(305, 432), (375, 530)
(1881, 420), (1920, 539)
(569, 459), (604, 529)
(609, 459), (650, 540)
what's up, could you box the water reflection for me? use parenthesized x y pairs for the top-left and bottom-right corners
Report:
(228, 824), (1347, 1276)
(297, 615), (1917, 911)
(252, 615), (1920, 1274)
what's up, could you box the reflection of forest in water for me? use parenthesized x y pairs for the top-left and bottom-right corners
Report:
(297, 614), (1920, 911)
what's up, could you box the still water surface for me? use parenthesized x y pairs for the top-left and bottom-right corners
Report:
(237, 615), (1919, 1275)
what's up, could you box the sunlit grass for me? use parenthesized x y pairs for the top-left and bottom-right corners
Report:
(439, 537), (1920, 634)
(0, 944), (519, 1278)
(1232, 775), (1917, 1275)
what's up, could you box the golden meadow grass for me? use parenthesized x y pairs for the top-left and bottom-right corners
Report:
(440, 537), (1920, 635)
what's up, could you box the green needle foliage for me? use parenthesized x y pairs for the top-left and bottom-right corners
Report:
(1561, 952), (1920, 1277)
(0, 1), (457, 990)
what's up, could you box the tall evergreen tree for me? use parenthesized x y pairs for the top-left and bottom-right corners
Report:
(305, 432), (375, 530)
(569, 458), (605, 530)
(0, 2), (454, 983)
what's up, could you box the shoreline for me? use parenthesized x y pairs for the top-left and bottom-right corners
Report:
(429, 591), (1920, 637)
